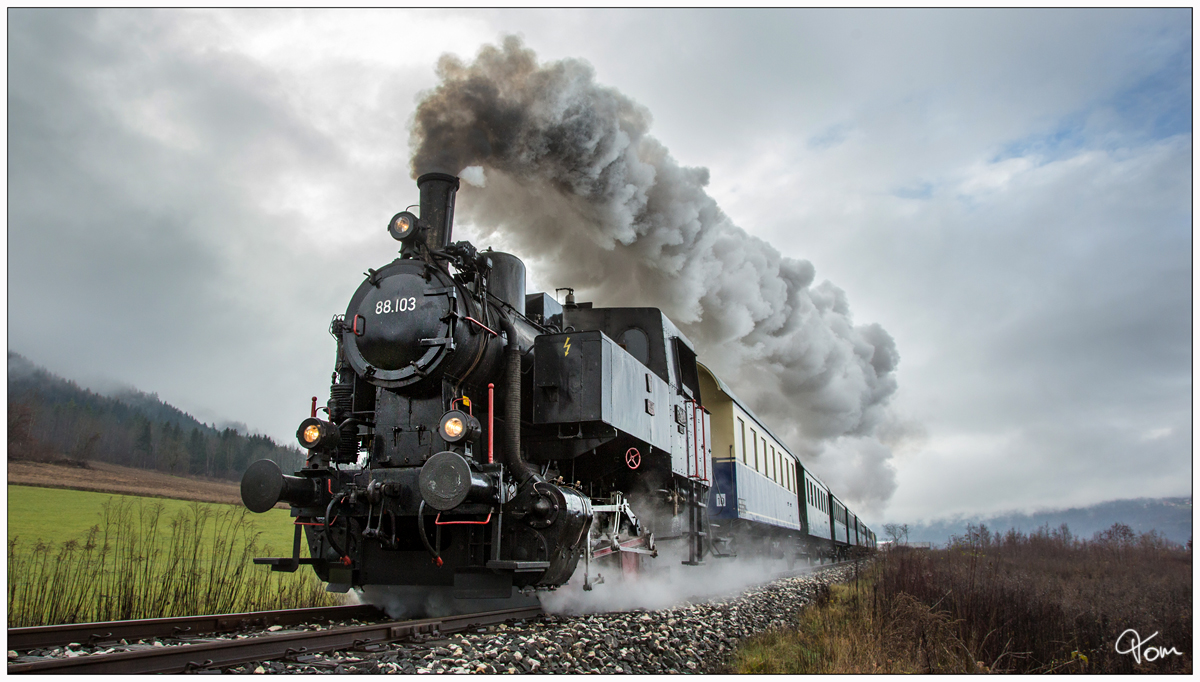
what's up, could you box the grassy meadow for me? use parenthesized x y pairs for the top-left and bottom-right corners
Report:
(8, 485), (299, 553)
(7, 485), (340, 627)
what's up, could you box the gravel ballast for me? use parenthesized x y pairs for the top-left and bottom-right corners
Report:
(241, 563), (856, 674)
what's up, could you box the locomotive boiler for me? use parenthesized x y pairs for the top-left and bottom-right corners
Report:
(241, 173), (714, 600)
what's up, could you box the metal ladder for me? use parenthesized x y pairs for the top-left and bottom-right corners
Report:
(681, 478), (708, 566)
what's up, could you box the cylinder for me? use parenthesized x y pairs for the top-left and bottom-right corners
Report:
(417, 172), (460, 251)
(488, 252), (526, 316)
(418, 451), (494, 511)
(240, 459), (320, 513)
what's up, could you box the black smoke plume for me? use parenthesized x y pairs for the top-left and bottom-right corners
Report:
(410, 37), (900, 509)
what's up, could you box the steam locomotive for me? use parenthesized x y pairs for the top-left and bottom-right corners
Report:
(241, 173), (873, 601)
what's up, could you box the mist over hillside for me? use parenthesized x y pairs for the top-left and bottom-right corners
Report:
(900, 497), (1192, 546)
(7, 351), (303, 479)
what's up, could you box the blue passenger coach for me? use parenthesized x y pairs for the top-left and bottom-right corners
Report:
(698, 364), (873, 562)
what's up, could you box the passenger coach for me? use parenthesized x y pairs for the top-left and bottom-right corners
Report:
(698, 364), (875, 562)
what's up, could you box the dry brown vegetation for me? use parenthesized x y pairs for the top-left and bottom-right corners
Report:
(8, 460), (245, 505)
(732, 523), (1192, 674)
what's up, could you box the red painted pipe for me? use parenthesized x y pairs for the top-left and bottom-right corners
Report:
(435, 511), (492, 526)
(311, 396), (317, 419)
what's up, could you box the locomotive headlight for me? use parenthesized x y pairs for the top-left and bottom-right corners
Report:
(296, 417), (339, 450)
(388, 211), (420, 242)
(438, 409), (479, 444)
(302, 424), (321, 445)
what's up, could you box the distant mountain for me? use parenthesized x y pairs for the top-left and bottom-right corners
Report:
(902, 497), (1192, 546)
(7, 351), (304, 481)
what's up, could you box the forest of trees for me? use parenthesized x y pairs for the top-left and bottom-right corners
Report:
(8, 352), (304, 479)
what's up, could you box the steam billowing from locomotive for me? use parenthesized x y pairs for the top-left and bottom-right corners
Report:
(410, 36), (900, 507)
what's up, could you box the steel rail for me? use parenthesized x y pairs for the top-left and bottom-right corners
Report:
(8, 605), (544, 675)
(7, 603), (385, 652)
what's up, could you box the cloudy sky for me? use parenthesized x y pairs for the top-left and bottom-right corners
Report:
(8, 9), (1191, 525)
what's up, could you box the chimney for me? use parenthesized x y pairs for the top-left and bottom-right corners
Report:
(416, 172), (460, 250)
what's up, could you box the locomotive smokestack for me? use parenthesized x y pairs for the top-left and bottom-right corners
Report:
(417, 172), (460, 250)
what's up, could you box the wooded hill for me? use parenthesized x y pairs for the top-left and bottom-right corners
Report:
(8, 352), (304, 481)
(902, 496), (1193, 546)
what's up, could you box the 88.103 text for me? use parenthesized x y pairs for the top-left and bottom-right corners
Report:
(376, 297), (417, 314)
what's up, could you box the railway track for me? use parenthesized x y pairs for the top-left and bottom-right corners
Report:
(8, 603), (384, 652)
(7, 604), (544, 674)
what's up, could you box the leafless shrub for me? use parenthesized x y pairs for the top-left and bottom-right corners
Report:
(877, 523), (1191, 673)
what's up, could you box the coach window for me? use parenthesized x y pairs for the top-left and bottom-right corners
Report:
(738, 418), (746, 465)
(761, 438), (768, 475)
(751, 429), (758, 471)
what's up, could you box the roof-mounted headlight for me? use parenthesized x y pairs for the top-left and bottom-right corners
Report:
(388, 211), (420, 242)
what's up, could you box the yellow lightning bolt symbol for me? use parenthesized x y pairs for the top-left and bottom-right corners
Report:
(563, 337), (571, 356)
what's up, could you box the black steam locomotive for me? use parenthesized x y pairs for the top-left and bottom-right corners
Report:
(241, 173), (714, 599)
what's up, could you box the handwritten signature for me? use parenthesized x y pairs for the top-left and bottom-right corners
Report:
(1114, 629), (1184, 664)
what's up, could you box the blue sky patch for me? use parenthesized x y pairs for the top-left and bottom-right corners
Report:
(991, 36), (1190, 166)
(894, 181), (934, 200)
(808, 123), (852, 151)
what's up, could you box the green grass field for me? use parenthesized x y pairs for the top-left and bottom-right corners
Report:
(7, 485), (337, 627)
(7, 485), (301, 556)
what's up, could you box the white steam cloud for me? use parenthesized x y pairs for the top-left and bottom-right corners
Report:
(538, 541), (815, 615)
(410, 36), (900, 509)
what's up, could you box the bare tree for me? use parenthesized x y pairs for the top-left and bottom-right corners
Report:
(884, 523), (909, 545)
